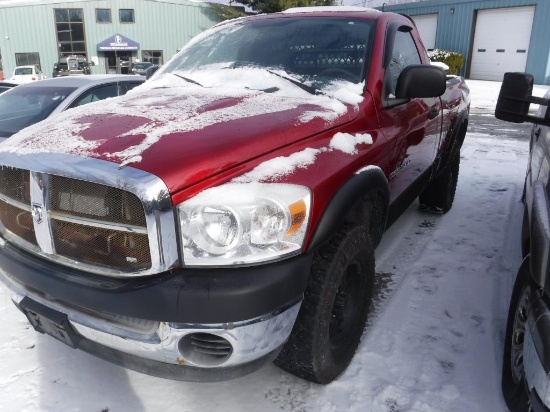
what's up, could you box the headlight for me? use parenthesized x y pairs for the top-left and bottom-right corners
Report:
(178, 183), (311, 266)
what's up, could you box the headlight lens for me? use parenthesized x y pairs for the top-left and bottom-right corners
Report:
(178, 183), (311, 266)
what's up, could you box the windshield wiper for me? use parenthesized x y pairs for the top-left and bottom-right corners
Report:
(172, 72), (205, 88)
(266, 70), (319, 96)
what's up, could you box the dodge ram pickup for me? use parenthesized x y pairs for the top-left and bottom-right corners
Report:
(0, 7), (470, 383)
(496, 73), (550, 411)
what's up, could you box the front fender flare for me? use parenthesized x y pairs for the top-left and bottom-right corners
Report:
(306, 166), (389, 252)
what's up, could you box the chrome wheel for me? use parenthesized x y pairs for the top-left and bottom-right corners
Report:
(510, 285), (530, 384)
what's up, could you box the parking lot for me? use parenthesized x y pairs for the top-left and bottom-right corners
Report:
(0, 79), (548, 411)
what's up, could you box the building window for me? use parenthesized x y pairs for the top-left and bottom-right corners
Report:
(96, 9), (111, 23)
(54, 8), (87, 59)
(142, 50), (163, 66)
(15, 52), (42, 69)
(119, 9), (135, 23)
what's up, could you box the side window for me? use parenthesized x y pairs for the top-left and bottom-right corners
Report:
(124, 82), (142, 93)
(387, 30), (421, 97)
(72, 84), (120, 107)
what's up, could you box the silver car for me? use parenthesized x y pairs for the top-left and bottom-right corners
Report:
(0, 75), (144, 139)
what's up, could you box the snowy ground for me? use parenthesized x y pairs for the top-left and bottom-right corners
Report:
(1, 79), (550, 412)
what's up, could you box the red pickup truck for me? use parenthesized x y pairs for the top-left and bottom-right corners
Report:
(0, 7), (470, 383)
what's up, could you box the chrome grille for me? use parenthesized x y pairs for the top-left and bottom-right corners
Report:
(0, 154), (178, 278)
(0, 166), (31, 204)
(49, 176), (146, 226)
(0, 167), (152, 273)
(0, 198), (37, 246)
(0, 167), (37, 246)
(51, 220), (150, 271)
(47, 176), (151, 271)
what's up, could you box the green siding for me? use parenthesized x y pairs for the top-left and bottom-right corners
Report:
(383, 0), (550, 84)
(0, 0), (219, 78)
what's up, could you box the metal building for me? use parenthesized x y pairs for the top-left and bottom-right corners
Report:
(0, 0), (219, 79)
(382, 0), (550, 84)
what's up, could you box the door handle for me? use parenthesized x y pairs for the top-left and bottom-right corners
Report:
(427, 108), (439, 120)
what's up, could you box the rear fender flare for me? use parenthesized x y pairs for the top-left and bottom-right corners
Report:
(435, 110), (468, 176)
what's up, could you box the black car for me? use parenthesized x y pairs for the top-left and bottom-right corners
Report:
(131, 61), (153, 76)
(496, 73), (550, 412)
(0, 81), (18, 94)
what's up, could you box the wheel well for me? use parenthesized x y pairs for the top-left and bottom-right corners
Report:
(456, 119), (468, 149)
(342, 191), (387, 247)
(436, 115), (468, 178)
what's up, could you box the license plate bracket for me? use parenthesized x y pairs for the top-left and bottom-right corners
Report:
(19, 296), (81, 349)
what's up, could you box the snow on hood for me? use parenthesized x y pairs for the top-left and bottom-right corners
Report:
(233, 131), (373, 183)
(0, 68), (364, 168)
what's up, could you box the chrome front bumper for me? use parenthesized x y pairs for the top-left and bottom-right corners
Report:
(0, 267), (301, 377)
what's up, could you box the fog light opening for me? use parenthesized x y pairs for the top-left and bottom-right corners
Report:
(178, 332), (233, 367)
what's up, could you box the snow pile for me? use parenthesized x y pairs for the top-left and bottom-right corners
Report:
(330, 132), (373, 154)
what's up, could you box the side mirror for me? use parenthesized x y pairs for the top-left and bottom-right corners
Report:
(88, 61), (95, 67)
(495, 72), (550, 126)
(145, 65), (159, 80)
(395, 64), (446, 99)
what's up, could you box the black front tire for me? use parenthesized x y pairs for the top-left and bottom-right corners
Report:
(502, 259), (531, 412)
(419, 150), (460, 213)
(274, 224), (375, 384)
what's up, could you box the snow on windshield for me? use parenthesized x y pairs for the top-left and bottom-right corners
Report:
(0, 67), (365, 167)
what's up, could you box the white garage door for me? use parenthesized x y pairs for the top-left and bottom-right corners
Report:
(470, 6), (534, 81)
(411, 14), (438, 51)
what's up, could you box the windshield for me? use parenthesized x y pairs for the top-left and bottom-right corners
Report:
(15, 67), (33, 75)
(160, 17), (374, 89)
(0, 86), (76, 137)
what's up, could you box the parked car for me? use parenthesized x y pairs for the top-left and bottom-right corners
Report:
(0, 8), (470, 384)
(52, 55), (91, 77)
(0, 81), (18, 94)
(10, 65), (47, 84)
(496, 72), (550, 412)
(0, 74), (144, 139)
(131, 62), (153, 75)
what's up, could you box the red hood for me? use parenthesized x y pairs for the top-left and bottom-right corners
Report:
(1, 86), (361, 194)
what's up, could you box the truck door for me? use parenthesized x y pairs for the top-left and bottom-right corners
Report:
(377, 24), (442, 204)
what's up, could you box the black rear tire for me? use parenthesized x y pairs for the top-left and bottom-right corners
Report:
(274, 224), (375, 384)
(419, 150), (460, 213)
(502, 259), (531, 412)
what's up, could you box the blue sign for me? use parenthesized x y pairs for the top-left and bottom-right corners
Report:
(97, 34), (140, 51)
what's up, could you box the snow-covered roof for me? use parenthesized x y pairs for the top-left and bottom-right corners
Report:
(283, 6), (380, 14)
